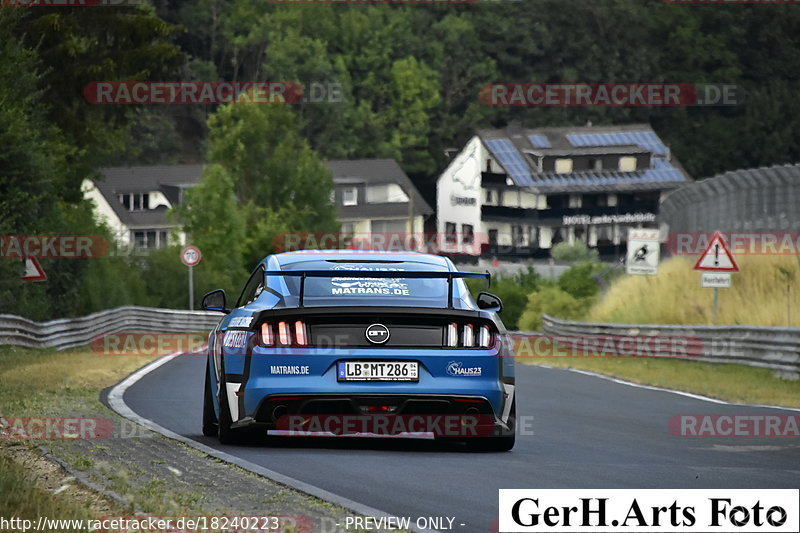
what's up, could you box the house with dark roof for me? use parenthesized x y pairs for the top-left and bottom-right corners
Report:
(326, 159), (432, 237)
(436, 123), (691, 260)
(82, 159), (432, 250)
(81, 164), (204, 249)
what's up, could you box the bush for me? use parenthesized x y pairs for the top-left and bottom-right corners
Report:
(551, 241), (599, 264)
(466, 266), (543, 330)
(518, 286), (586, 331)
(558, 263), (600, 299)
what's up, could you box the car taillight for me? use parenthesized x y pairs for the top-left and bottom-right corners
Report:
(294, 320), (308, 346)
(446, 322), (458, 347)
(462, 324), (474, 347)
(278, 321), (291, 345)
(477, 325), (491, 348)
(261, 323), (274, 346)
(445, 322), (494, 348)
(261, 320), (308, 347)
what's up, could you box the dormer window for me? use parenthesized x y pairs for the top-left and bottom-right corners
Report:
(117, 192), (150, 211)
(619, 156), (637, 172)
(555, 158), (573, 174)
(342, 187), (358, 206)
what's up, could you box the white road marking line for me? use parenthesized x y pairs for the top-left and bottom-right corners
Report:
(107, 352), (441, 533)
(533, 364), (800, 413)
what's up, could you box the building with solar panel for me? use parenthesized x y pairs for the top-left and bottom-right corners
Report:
(435, 123), (691, 261)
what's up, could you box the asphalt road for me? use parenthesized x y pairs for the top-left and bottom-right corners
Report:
(123, 355), (800, 532)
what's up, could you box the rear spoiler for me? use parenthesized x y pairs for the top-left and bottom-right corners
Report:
(263, 270), (490, 308)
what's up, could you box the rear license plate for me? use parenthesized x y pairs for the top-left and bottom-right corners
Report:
(337, 361), (419, 382)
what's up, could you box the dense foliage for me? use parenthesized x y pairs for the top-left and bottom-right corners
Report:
(2, 1), (800, 318)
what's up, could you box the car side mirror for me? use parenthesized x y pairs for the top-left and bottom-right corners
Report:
(201, 289), (230, 313)
(476, 291), (503, 312)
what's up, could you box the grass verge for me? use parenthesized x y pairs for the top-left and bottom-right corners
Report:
(0, 452), (94, 526)
(0, 345), (157, 524)
(525, 355), (800, 408)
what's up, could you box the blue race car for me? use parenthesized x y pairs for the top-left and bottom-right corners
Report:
(200, 250), (516, 451)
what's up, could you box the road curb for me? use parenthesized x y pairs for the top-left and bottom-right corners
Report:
(106, 353), (440, 533)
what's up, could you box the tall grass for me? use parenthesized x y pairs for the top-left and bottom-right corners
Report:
(589, 255), (800, 326)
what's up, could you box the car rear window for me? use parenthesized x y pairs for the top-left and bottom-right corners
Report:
(273, 260), (465, 308)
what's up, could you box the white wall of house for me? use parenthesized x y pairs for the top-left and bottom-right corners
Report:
(150, 191), (171, 209)
(81, 179), (130, 246)
(436, 135), (485, 251)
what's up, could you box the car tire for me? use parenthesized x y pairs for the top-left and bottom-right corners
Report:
(202, 359), (218, 437)
(466, 399), (516, 452)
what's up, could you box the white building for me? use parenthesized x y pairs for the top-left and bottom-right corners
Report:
(436, 123), (690, 260)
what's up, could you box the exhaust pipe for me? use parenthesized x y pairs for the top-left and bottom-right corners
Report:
(271, 405), (288, 422)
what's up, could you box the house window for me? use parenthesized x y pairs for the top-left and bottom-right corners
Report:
(555, 158), (573, 174)
(133, 230), (165, 249)
(120, 193), (150, 211)
(342, 187), (358, 206)
(445, 222), (457, 244)
(588, 159), (602, 171)
(485, 189), (494, 204)
(371, 219), (406, 234)
(462, 224), (474, 244)
(341, 222), (355, 235)
(619, 156), (637, 172)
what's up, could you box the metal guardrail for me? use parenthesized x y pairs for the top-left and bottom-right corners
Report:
(539, 315), (800, 380)
(0, 306), (222, 351)
(2, 307), (798, 379)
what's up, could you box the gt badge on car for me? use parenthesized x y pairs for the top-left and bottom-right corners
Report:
(366, 323), (390, 344)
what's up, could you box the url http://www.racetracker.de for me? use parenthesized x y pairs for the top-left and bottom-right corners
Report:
(0, 514), (312, 533)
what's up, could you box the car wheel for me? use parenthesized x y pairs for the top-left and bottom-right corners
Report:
(202, 359), (218, 437)
(466, 399), (516, 452)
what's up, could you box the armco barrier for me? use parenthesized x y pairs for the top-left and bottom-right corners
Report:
(1, 308), (797, 379)
(0, 306), (221, 351)
(540, 315), (800, 380)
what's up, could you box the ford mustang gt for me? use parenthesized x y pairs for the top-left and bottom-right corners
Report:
(200, 250), (516, 451)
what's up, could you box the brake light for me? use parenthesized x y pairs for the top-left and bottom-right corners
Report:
(278, 321), (291, 345)
(261, 323), (274, 346)
(478, 325), (491, 348)
(462, 324), (474, 347)
(294, 320), (308, 346)
(446, 322), (458, 347)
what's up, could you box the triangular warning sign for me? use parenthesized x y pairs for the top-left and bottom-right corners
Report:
(21, 257), (47, 282)
(694, 232), (739, 272)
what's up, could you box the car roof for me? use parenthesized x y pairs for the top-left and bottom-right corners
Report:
(272, 250), (452, 269)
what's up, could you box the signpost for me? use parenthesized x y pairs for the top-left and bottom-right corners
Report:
(625, 228), (660, 275)
(181, 245), (202, 309)
(694, 231), (738, 323)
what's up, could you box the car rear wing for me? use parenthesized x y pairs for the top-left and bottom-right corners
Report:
(263, 270), (490, 308)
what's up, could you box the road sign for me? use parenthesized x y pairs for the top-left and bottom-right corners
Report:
(21, 257), (47, 282)
(694, 231), (738, 272)
(701, 272), (731, 288)
(181, 246), (202, 267)
(626, 228), (660, 275)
